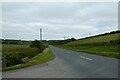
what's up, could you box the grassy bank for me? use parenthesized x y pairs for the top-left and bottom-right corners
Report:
(57, 45), (119, 58)
(67, 32), (119, 46)
(2, 48), (55, 71)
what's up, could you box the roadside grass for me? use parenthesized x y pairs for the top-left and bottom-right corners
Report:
(67, 33), (119, 46)
(2, 48), (55, 71)
(57, 45), (119, 59)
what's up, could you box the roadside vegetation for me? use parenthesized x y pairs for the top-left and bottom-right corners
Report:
(57, 30), (119, 59)
(3, 48), (55, 71)
(2, 40), (55, 71)
(2, 44), (40, 67)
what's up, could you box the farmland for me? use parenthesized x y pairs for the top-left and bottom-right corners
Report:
(57, 31), (119, 59)
(2, 44), (30, 54)
(66, 31), (119, 46)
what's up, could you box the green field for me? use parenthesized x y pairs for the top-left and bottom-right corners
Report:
(3, 44), (30, 55)
(66, 33), (119, 46)
(57, 31), (119, 59)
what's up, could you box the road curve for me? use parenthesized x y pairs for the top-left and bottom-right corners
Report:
(3, 46), (118, 78)
(50, 46), (118, 78)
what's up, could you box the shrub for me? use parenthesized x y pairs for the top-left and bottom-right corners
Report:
(30, 40), (48, 53)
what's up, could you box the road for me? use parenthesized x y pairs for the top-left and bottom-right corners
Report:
(3, 46), (118, 78)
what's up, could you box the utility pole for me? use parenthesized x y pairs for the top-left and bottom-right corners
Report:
(63, 37), (66, 44)
(63, 37), (66, 40)
(40, 28), (42, 53)
(89, 33), (91, 36)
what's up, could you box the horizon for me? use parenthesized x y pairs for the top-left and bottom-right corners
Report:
(1, 30), (118, 41)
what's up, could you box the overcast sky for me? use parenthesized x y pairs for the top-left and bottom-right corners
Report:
(2, 2), (118, 40)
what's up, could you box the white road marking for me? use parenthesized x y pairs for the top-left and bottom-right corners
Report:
(85, 57), (93, 60)
(58, 63), (65, 75)
(80, 56), (93, 61)
(80, 56), (86, 59)
(67, 52), (93, 61)
(59, 64), (63, 70)
(67, 52), (72, 54)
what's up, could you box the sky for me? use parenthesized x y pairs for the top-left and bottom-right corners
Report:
(1, 2), (118, 40)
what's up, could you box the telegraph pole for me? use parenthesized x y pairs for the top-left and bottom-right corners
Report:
(40, 28), (42, 53)
(63, 37), (66, 40)
(89, 33), (91, 36)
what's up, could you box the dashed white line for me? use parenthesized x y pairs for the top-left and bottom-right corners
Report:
(67, 52), (93, 61)
(80, 56), (86, 59)
(80, 56), (93, 61)
(67, 52), (71, 54)
(85, 57), (93, 60)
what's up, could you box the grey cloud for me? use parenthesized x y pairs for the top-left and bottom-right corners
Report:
(2, 2), (118, 40)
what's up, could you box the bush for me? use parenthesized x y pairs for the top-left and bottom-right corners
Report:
(30, 40), (48, 53)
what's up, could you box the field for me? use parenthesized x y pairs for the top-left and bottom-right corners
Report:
(2, 44), (39, 56)
(66, 33), (119, 45)
(3, 44), (30, 56)
(57, 31), (119, 59)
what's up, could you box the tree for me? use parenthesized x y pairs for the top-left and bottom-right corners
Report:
(30, 40), (42, 53)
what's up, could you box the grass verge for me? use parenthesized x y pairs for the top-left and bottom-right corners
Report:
(56, 45), (119, 59)
(2, 48), (55, 71)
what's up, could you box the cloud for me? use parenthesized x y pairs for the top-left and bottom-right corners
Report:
(2, 2), (118, 40)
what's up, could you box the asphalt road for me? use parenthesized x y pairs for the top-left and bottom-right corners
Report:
(3, 46), (118, 78)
